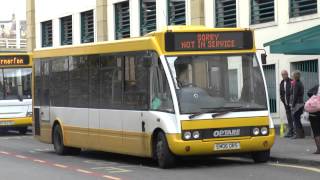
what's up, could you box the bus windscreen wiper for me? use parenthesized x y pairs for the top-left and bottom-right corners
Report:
(189, 106), (267, 119)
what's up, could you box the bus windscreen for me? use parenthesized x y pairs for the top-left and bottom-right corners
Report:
(165, 31), (253, 52)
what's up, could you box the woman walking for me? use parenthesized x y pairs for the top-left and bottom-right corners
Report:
(290, 71), (305, 139)
(307, 85), (320, 154)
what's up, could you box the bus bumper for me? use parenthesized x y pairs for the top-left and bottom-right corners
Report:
(166, 128), (275, 156)
(0, 117), (32, 128)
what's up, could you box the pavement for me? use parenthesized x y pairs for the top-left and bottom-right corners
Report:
(271, 135), (320, 166)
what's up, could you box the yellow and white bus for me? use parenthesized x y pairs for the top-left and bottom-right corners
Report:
(0, 52), (32, 134)
(33, 26), (275, 168)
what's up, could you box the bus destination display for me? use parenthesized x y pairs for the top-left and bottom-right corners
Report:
(165, 31), (253, 51)
(0, 55), (29, 66)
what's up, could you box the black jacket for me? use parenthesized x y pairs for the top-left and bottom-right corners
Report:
(291, 80), (304, 108)
(307, 85), (319, 98)
(280, 78), (292, 106)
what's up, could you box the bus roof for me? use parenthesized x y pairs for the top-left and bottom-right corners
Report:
(33, 26), (256, 59)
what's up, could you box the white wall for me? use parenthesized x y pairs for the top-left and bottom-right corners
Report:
(35, 0), (96, 48)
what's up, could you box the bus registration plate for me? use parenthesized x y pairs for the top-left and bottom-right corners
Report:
(214, 142), (240, 151)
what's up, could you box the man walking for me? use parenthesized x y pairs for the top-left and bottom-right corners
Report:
(280, 70), (294, 138)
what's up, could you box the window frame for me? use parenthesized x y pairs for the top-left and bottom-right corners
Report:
(140, 0), (157, 35)
(289, 0), (318, 18)
(167, 0), (186, 25)
(114, 1), (130, 40)
(41, 20), (53, 47)
(60, 15), (73, 46)
(250, 0), (275, 25)
(215, 0), (237, 28)
(81, 10), (95, 43)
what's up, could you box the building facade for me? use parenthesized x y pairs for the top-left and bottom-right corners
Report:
(0, 14), (27, 51)
(28, 0), (320, 125)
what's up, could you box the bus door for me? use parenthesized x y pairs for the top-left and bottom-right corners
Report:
(122, 55), (151, 156)
(88, 55), (101, 150)
(39, 61), (50, 123)
(98, 55), (124, 152)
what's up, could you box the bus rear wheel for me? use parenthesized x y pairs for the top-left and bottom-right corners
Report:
(53, 124), (81, 155)
(156, 132), (176, 169)
(252, 150), (270, 163)
(18, 127), (28, 135)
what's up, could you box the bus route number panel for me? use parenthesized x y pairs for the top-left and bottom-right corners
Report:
(165, 31), (253, 52)
(0, 55), (30, 66)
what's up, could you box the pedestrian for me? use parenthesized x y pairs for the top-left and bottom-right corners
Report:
(307, 85), (320, 154)
(290, 70), (305, 139)
(280, 70), (294, 138)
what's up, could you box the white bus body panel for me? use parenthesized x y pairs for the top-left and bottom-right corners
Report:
(0, 99), (32, 118)
(49, 107), (89, 128)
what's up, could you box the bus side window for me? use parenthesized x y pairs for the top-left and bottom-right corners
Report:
(123, 54), (150, 110)
(150, 58), (174, 113)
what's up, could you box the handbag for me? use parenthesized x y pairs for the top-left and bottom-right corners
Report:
(304, 86), (320, 113)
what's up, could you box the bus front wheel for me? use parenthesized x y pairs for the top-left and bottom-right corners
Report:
(156, 132), (176, 169)
(53, 125), (81, 155)
(252, 150), (270, 163)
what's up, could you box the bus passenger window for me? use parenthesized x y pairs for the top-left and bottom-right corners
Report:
(123, 55), (150, 110)
(151, 59), (174, 113)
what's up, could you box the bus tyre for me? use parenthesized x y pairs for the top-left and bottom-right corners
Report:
(252, 150), (270, 163)
(53, 125), (81, 155)
(156, 132), (176, 169)
(18, 127), (28, 135)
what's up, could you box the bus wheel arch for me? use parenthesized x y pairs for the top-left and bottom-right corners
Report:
(52, 120), (81, 155)
(52, 120), (63, 144)
(151, 128), (176, 168)
(151, 128), (163, 159)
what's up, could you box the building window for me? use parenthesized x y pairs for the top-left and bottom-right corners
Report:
(290, 0), (317, 18)
(115, 1), (130, 40)
(140, 0), (156, 35)
(41, 20), (52, 47)
(60, 16), (72, 45)
(263, 64), (277, 113)
(251, 0), (274, 24)
(81, 10), (94, 43)
(215, 0), (237, 27)
(168, 0), (186, 25)
(291, 60), (319, 101)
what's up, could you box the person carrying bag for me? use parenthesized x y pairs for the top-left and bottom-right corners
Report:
(306, 85), (320, 154)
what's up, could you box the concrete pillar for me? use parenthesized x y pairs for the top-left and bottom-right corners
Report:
(16, 18), (21, 49)
(189, 0), (205, 25)
(96, 0), (108, 41)
(26, 0), (36, 51)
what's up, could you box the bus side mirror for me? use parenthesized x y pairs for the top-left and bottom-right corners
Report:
(261, 53), (267, 65)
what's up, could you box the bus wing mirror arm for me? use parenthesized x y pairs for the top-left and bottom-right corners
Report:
(261, 53), (267, 65)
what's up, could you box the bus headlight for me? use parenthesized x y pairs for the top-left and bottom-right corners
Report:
(253, 128), (260, 136)
(26, 112), (32, 117)
(192, 131), (200, 139)
(184, 131), (192, 140)
(261, 127), (268, 135)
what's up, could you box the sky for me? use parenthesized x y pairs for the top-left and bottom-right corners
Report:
(0, 0), (26, 21)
